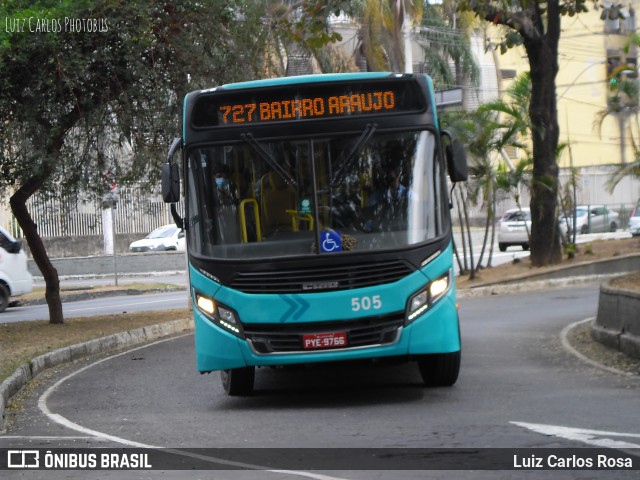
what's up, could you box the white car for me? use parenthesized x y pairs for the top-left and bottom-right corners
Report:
(562, 205), (620, 234)
(498, 208), (531, 252)
(629, 206), (640, 237)
(0, 226), (33, 313)
(129, 224), (185, 252)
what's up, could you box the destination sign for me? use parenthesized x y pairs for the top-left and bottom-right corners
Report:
(191, 78), (426, 128)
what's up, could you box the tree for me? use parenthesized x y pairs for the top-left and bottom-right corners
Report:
(251, 0), (354, 76)
(0, 0), (344, 324)
(349, 0), (480, 91)
(596, 31), (640, 192)
(443, 72), (532, 272)
(458, 0), (598, 266)
(421, 0), (481, 100)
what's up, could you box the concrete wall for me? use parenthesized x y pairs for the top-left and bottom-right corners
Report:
(22, 233), (142, 259)
(592, 281), (640, 359)
(28, 250), (187, 278)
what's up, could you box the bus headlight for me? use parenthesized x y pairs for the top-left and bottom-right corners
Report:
(406, 271), (451, 324)
(194, 291), (244, 338)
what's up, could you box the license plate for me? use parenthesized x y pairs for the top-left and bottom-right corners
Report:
(302, 332), (348, 350)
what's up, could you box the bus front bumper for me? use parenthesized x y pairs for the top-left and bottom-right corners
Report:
(194, 294), (460, 372)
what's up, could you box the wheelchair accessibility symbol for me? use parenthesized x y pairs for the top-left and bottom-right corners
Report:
(320, 231), (342, 253)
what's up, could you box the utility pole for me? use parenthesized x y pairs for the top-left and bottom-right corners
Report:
(402, 5), (413, 74)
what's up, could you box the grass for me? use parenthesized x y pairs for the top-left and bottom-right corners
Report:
(0, 308), (190, 382)
(1, 280), (190, 382)
(456, 236), (640, 290)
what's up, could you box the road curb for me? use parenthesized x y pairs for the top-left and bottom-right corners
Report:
(0, 317), (193, 432)
(457, 273), (620, 298)
(559, 318), (638, 378)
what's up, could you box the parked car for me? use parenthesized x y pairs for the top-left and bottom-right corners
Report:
(498, 208), (531, 252)
(0, 226), (33, 313)
(561, 205), (620, 234)
(129, 224), (185, 252)
(629, 206), (640, 237)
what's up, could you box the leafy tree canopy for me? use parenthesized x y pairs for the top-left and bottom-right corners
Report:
(0, 0), (347, 323)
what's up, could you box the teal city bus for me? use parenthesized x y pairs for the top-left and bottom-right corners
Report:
(162, 72), (468, 395)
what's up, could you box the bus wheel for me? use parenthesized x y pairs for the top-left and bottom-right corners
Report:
(0, 284), (9, 313)
(417, 351), (460, 387)
(220, 367), (255, 396)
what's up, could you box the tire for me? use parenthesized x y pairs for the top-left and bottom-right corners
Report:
(609, 222), (617, 232)
(522, 243), (530, 251)
(498, 243), (507, 252)
(220, 367), (255, 396)
(0, 283), (9, 313)
(417, 351), (460, 387)
(580, 224), (589, 234)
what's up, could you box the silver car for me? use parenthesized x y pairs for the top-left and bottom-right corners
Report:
(562, 205), (619, 234)
(629, 206), (640, 237)
(498, 208), (531, 252)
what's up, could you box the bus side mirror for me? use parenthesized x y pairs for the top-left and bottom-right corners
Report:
(162, 162), (181, 203)
(445, 140), (468, 183)
(162, 137), (183, 203)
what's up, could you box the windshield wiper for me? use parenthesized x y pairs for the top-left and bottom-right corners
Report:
(241, 133), (296, 186)
(330, 123), (377, 188)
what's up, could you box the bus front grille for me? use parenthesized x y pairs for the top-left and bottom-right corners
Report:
(243, 313), (404, 354)
(230, 260), (414, 294)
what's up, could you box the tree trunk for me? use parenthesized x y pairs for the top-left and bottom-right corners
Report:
(487, 178), (497, 268)
(455, 187), (469, 274)
(523, 4), (562, 267)
(10, 179), (64, 324)
(9, 152), (64, 324)
(459, 186), (475, 280)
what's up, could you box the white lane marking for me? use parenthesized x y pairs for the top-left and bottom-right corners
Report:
(560, 318), (636, 377)
(1, 436), (95, 440)
(512, 422), (640, 449)
(1, 294), (185, 321)
(37, 334), (351, 480)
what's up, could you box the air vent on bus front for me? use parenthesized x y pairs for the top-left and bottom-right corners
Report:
(229, 260), (414, 294)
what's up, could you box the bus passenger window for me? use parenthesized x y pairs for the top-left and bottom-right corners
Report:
(212, 164), (240, 244)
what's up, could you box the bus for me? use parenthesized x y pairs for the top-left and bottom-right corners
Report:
(162, 72), (468, 395)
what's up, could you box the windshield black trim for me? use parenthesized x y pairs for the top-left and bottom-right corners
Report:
(188, 232), (453, 292)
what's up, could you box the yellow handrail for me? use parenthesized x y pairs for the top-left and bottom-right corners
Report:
(239, 199), (262, 242)
(286, 210), (314, 232)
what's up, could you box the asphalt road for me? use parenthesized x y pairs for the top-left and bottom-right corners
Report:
(0, 290), (189, 323)
(2, 284), (639, 479)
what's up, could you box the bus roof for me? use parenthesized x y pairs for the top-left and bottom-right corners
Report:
(183, 73), (438, 139)
(206, 72), (405, 92)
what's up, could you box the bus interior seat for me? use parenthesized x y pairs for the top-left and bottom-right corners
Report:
(261, 171), (296, 236)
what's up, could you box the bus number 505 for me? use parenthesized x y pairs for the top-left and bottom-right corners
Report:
(351, 295), (382, 312)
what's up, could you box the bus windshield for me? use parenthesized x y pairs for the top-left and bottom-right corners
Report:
(186, 130), (444, 260)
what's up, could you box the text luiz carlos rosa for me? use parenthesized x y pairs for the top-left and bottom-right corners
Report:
(514, 453), (634, 469)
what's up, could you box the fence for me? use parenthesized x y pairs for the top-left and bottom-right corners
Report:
(457, 165), (640, 226)
(0, 165), (638, 255)
(1, 186), (176, 240)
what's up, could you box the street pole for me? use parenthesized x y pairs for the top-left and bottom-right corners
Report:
(112, 203), (118, 286)
(403, 7), (412, 74)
